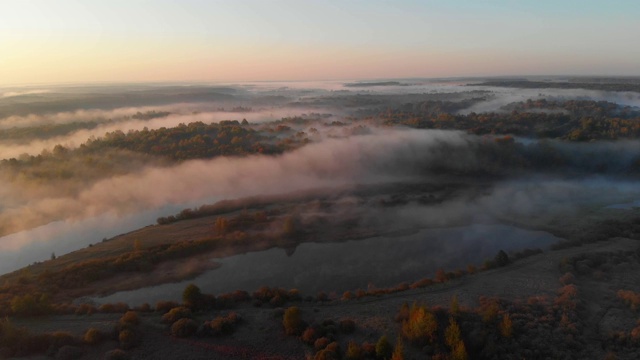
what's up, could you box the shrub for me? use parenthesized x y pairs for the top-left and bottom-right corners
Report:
(345, 340), (363, 360)
(617, 289), (640, 311)
(104, 349), (130, 360)
(559, 272), (575, 286)
(83, 328), (102, 345)
(99, 302), (129, 314)
(55, 345), (83, 360)
(283, 306), (304, 336)
(161, 307), (192, 324)
(135, 303), (152, 312)
(48, 331), (76, 353)
(301, 327), (318, 345)
(500, 313), (513, 338)
(171, 318), (198, 338)
(155, 301), (179, 314)
(361, 342), (376, 357)
(74, 303), (96, 316)
(208, 312), (242, 336)
(120, 311), (139, 326)
(396, 303), (410, 322)
(435, 269), (447, 283)
(314, 337), (331, 351)
(118, 329), (136, 349)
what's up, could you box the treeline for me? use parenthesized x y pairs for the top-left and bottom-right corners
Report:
(0, 110), (170, 143)
(378, 99), (640, 141)
(473, 79), (640, 93)
(83, 121), (278, 160)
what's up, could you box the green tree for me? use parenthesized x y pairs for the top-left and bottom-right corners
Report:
(182, 283), (202, 308)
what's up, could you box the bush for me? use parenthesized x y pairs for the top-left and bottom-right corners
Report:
(283, 306), (304, 336)
(171, 318), (198, 338)
(301, 327), (318, 345)
(134, 303), (152, 312)
(99, 302), (129, 314)
(104, 349), (130, 360)
(83, 328), (102, 345)
(161, 307), (192, 324)
(120, 311), (139, 326)
(208, 312), (242, 336)
(314, 337), (331, 351)
(361, 342), (376, 357)
(74, 303), (97, 316)
(55, 345), (83, 360)
(345, 340), (363, 360)
(155, 301), (179, 314)
(118, 329), (136, 349)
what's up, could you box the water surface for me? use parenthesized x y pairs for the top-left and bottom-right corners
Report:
(96, 224), (560, 305)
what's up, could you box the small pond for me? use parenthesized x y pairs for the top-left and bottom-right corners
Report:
(95, 224), (561, 305)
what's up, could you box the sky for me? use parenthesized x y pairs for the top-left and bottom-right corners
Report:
(1, 0), (639, 85)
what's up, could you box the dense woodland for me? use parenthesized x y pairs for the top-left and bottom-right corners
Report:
(473, 79), (640, 93)
(376, 99), (640, 141)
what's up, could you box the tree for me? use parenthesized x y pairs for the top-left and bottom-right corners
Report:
(494, 250), (509, 267)
(214, 217), (228, 235)
(391, 337), (404, 360)
(182, 284), (202, 308)
(445, 317), (462, 349)
(450, 295), (460, 317)
(401, 303), (438, 345)
(375, 335), (393, 360)
(451, 340), (468, 360)
(283, 306), (304, 336)
(500, 313), (513, 338)
(50, 252), (56, 260)
(345, 340), (363, 360)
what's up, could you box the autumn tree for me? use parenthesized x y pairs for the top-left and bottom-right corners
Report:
(283, 306), (304, 336)
(401, 303), (438, 345)
(375, 335), (393, 360)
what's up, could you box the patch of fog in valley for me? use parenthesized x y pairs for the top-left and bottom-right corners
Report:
(2, 80), (640, 281)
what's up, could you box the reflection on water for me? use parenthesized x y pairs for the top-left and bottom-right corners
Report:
(96, 224), (560, 305)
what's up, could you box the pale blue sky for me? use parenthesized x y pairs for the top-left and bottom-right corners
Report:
(1, 0), (639, 84)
